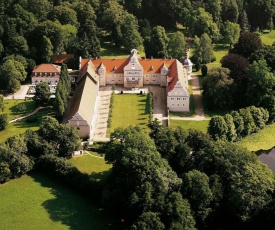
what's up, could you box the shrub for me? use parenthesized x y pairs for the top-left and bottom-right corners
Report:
(201, 65), (208, 76)
(0, 113), (8, 131)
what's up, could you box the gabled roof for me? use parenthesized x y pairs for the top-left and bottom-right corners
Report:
(32, 64), (61, 73)
(167, 60), (187, 93)
(67, 75), (98, 125)
(92, 59), (129, 73)
(77, 60), (99, 83)
(139, 59), (175, 74)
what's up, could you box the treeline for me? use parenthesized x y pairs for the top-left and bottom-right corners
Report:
(1, 0), (275, 92)
(0, 116), (80, 183)
(208, 106), (269, 142)
(203, 32), (275, 122)
(102, 123), (275, 230)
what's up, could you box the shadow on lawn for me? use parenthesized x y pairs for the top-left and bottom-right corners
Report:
(29, 172), (117, 230)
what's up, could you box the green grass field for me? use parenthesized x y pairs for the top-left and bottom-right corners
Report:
(260, 30), (275, 46)
(0, 100), (55, 143)
(109, 94), (149, 135)
(169, 120), (209, 133)
(236, 123), (275, 152)
(0, 172), (116, 230)
(69, 153), (111, 182)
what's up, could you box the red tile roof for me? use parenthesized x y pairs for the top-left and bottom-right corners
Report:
(32, 64), (61, 73)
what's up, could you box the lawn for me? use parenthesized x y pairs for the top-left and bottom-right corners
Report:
(0, 172), (117, 230)
(169, 120), (209, 133)
(236, 123), (275, 152)
(260, 30), (275, 46)
(0, 102), (55, 144)
(69, 152), (112, 182)
(100, 32), (145, 58)
(108, 94), (149, 134)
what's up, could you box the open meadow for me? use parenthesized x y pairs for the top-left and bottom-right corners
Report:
(0, 172), (116, 230)
(169, 120), (209, 133)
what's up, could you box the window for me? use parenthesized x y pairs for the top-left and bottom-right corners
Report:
(171, 98), (174, 101)
(126, 77), (129, 80)
(132, 77), (135, 80)
(153, 75), (156, 78)
(177, 98), (180, 101)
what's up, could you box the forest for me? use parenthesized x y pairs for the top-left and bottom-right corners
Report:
(1, 0), (275, 229)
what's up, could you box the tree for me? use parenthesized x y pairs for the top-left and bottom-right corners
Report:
(246, 60), (275, 107)
(131, 212), (165, 230)
(120, 14), (143, 51)
(248, 106), (269, 131)
(230, 110), (244, 138)
(0, 114), (8, 131)
(205, 0), (222, 29)
(0, 94), (4, 112)
(221, 0), (239, 23)
(33, 82), (51, 105)
(41, 35), (53, 63)
(182, 170), (213, 227)
(224, 114), (237, 141)
(239, 10), (250, 32)
(26, 0), (52, 21)
(239, 108), (257, 136)
(223, 21), (240, 48)
(0, 59), (27, 93)
(188, 8), (220, 42)
(245, 0), (274, 31)
(192, 33), (215, 65)
(208, 115), (228, 141)
(250, 45), (275, 72)
(221, 53), (250, 107)
(144, 26), (168, 58)
(54, 64), (70, 118)
(168, 31), (186, 60)
(202, 67), (234, 109)
(48, 6), (79, 27)
(6, 36), (29, 55)
(230, 32), (262, 58)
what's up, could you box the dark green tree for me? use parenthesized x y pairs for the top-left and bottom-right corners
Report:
(202, 67), (233, 109)
(230, 32), (262, 58)
(144, 26), (168, 58)
(0, 114), (8, 131)
(33, 82), (51, 105)
(224, 114), (237, 141)
(41, 35), (53, 63)
(0, 95), (4, 112)
(208, 115), (228, 141)
(168, 31), (186, 60)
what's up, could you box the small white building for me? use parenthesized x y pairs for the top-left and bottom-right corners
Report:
(31, 64), (61, 85)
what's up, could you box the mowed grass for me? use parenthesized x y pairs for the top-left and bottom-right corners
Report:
(109, 94), (149, 134)
(260, 30), (275, 46)
(169, 120), (209, 133)
(236, 123), (275, 152)
(0, 172), (115, 230)
(69, 153), (112, 182)
(0, 100), (55, 143)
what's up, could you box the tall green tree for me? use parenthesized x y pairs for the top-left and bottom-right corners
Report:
(202, 67), (233, 109)
(0, 95), (4, 112)
(246, 60), (275, 106)
(41, 35), (53, 63)
(144, 26), (168, 58)
(223, 21), (240, 48)
(0, 114), (8, 131)
(208, 115), (228, 141)
(168, 31), (186, 60)
(188, 8), (220, 42)
(0, 59), (27, 93)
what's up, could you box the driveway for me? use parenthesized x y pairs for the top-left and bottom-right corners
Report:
(4, 85), (30, 100)
(151, 86), (168, 126)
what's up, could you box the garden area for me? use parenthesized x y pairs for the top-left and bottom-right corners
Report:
(108, 94), (150, 135)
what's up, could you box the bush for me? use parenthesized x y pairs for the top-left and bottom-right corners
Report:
(201, 65), (208, 76)
(26, 115), (38, 123)
(0, 113), (8, 131)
